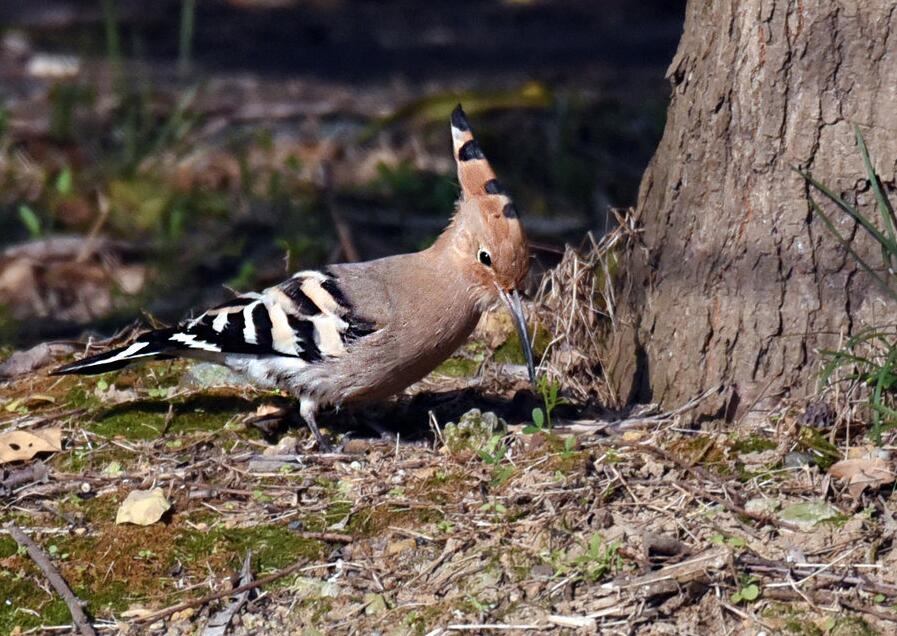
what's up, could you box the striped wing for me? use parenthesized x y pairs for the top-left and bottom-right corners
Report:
(178, 269), (378, 360)
(52, 269), (378, 375)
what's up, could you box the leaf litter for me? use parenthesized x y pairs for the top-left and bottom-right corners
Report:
(3, 288), (897, 634)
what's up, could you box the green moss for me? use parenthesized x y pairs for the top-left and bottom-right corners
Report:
(0, 572), (71, 633)
(796, 427), (841, 470)
(53, 445), (135, 474)
(0, 544), (138, 632)
(88, 396), (252, 440)
(176, 524), (324, 574)
(346, 505), (444, 537)
(63, 383), (103, 411)
(415, 470), (476, 505)
(731, 435), (777, 454)
(830, 617), (879, 636)
(493, 324), (550, 365)
(79, 580), (135, 618)
(63, 492), (120, 523)
(667, 436), (730, 475)
(433, 356), (481, 378)
(0, 535), (18, 558)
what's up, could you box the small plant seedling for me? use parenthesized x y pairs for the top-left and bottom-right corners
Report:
(573, 533), (622, 582)
(524, 376), (569, 434)
(436, 520), (454, 534)
(55, 166), (73, 196)
(479, 501), (508, 517)
(490, 464), (515, 486)
(523, 407), (545, 434)
(730, 577), (760, 604)
(561, 436), (576, 458)
(18, 205), (42, 239)
(477, 434), (507, 465)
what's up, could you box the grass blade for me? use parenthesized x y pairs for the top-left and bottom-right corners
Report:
(808, 198), (897, 303)
(797, 168), (897, 256)
(855, 125), (897, 272)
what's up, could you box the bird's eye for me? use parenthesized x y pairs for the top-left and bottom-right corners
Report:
(478, 249), (492, 267)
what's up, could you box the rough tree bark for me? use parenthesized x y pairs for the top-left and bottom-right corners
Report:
(605, 1), (897, 421)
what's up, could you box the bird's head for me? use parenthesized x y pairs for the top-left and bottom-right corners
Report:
(440, 105), (534, 383)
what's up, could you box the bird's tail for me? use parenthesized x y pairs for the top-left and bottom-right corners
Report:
(52, 328), (178, 375)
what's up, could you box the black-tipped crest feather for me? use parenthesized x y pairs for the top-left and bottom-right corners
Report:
(451, 104), (470, 131)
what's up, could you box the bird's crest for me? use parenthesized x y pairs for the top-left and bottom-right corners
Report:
(450, 104), (518, 221)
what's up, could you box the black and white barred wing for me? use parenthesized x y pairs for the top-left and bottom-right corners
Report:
(53, 270), (378, 375)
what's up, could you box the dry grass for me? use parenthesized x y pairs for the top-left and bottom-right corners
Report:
(533, 211), (640, 409)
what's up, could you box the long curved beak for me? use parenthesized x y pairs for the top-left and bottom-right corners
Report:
(498, 287), (537, 387)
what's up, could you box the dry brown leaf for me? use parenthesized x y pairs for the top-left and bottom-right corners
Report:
(254, 404), (285, 418)
(829, 457), (895, 497)
(115, 488), (172, 526)
(0, 428), (62, 464)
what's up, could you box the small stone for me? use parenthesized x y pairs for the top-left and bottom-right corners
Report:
(263, 435), (298, 457)
(640, 458), (665, 478)
(530, 563), (554, 578)
(170, 608), (195, 622)
(363, 593), (388, 615)
(799, 401), (834, 429)
(386, 538), (416, 555)
(783, 452), (814, 469)
(79, 482), (91, 494)
(523, 581), (543, 599)
(744, 497), (781, 514)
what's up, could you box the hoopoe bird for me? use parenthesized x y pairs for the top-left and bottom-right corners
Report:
(53, 105), (536, 450)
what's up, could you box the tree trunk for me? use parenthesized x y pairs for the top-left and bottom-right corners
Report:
(604, 1), (897, 421)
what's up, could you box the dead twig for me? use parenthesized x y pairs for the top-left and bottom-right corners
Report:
(202, 550), (253, 636)
(6, 523), (97, 636)
(762, 588), (897, 623)
(294, 531), (354, 543)
(670, 477), (802, 532)
(611, 441), (803, 532)
(133, 557), (310, 624)
(1, 461), (49, 495)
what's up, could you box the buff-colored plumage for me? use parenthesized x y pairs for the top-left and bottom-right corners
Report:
(54, 105), (534, 450)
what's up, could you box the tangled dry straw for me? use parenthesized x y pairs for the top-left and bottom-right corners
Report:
(534, 212), (637, 408)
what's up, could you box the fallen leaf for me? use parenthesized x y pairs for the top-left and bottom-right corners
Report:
(777, 501), (840, 531)
(115, 488), (171, 526)
(119, 608), (154, 619)
(0, 428), (62, 464)
(829, 457), (895, 497)
(255, 404), (285, 418)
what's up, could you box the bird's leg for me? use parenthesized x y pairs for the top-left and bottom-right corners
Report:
(300, 398), (332, 452)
